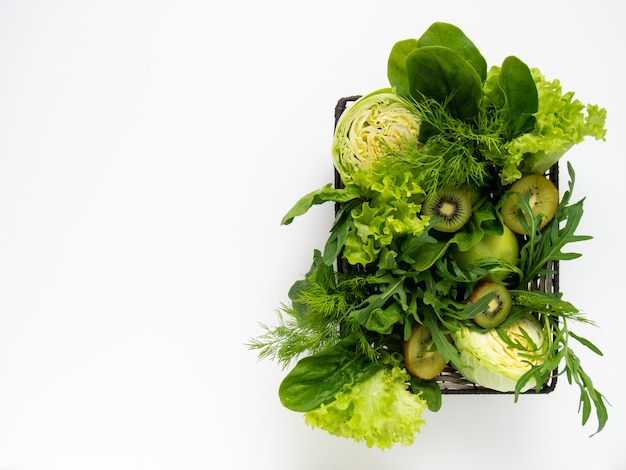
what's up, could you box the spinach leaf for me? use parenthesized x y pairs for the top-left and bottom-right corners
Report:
(387, 22), (486, 103)
(278, 338), (382, 412)
(416, 21), (487, 82)
(387, 38), (420, 98)
(498, 56), (538, 139)
(483, 70), (506, 109)
(406, 46), (483, 121)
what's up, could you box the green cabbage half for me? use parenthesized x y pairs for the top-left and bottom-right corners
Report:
(452, 316), (546, 392)
(332, 88), (421, 184)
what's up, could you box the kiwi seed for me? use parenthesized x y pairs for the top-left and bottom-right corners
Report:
(403, 325), (447, 380)
(423, 188), (472, 233)
(469, 281), (512, 329)
(501, 174), (559, 235)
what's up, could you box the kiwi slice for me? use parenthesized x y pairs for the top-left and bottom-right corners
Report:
(469, 281), (512, 328)
(423, 188), (472, 233)
(501, 174), (559, 235)
(403, 325), (447, 380)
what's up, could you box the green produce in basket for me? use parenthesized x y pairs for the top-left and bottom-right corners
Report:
(450, 224), (519, 281)
(331, 88), (421, 185)
(467, 281), (512, 329)
(501, 173), (560, 234)
(452, 315), (545, 393)
(248, 21), (609, 449)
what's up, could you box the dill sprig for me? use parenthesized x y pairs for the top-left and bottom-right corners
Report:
(247, 253), (385, 368)
(384, 96), (508, 197)
(247, 305), (341, 369)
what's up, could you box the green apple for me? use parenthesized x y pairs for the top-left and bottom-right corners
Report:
(450, 225), (519, 279)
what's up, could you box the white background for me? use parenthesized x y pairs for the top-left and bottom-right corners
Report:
(0, 1), (624, 469)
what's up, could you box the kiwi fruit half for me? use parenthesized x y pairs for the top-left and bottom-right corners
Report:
(469, 281), (512, 328)
(403, 325), (447, 380)
(501, 174), (559, 235)
(423, 188), (472, 233)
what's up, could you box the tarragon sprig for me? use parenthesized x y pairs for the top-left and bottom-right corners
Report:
(512, 304), (609, 436)
(505, 170), (610, 436)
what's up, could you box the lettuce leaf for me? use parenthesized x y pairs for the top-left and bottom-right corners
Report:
(341, 159), (430, 265)
(505, 68), (607, 178)
(304, 361), (428, 449)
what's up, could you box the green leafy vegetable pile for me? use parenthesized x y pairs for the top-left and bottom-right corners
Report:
(248, 22), (609, 449)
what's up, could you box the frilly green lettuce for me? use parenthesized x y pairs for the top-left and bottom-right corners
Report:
(304, 362), (428, 449)
(504, 68), (607, 179)
(452, 316), (546, 392)
(332, 88), (421, 184)
(342, 159), (429, 265)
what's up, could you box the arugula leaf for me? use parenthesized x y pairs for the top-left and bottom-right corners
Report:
(569, 331), (604, 356)
(281, 183), (361, 225)
(565, 347), (609, 436)
(409, 376), (443, 412)
(422, 312), (462, 369)
(516, 162), (592, 287)
(510, 292), (609, 435)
